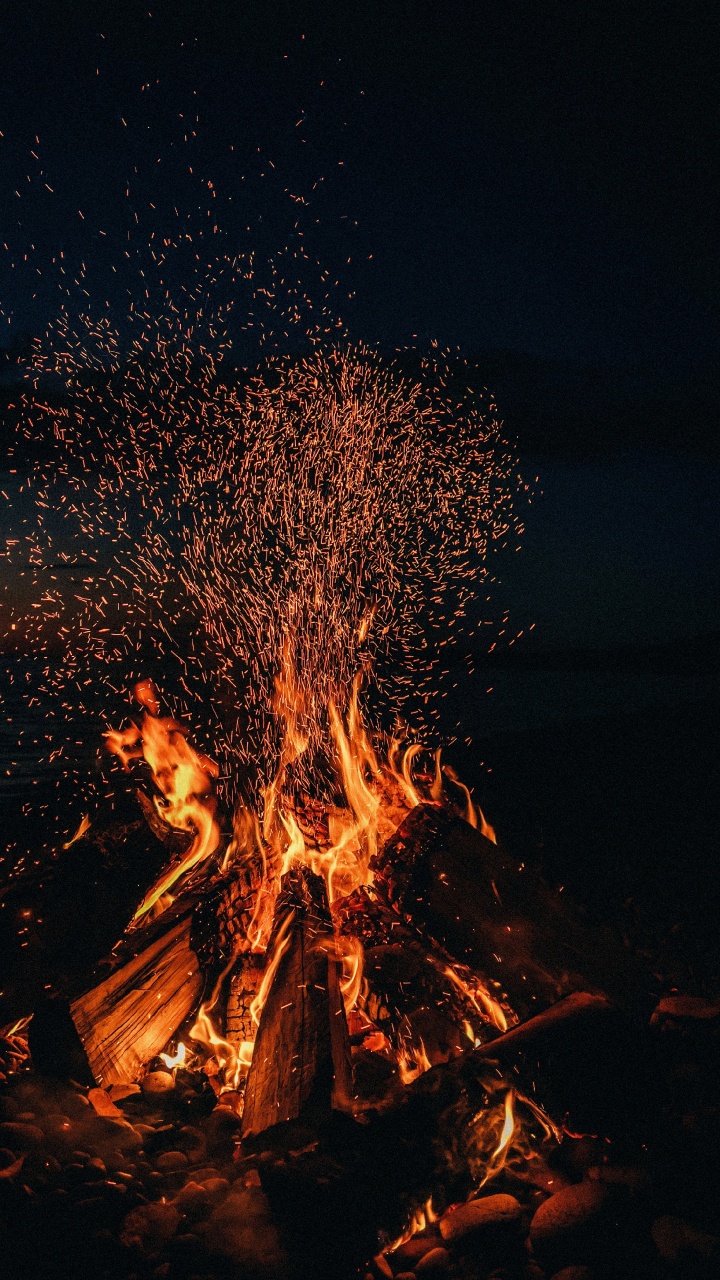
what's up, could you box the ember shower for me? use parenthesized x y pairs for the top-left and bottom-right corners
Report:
(11, 296), (525, 804)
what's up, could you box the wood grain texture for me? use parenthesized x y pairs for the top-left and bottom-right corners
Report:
(70, 913), (203, 1085)
(241, 864), (352, 1140)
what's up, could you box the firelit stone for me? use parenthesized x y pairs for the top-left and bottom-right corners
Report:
(155, 1149), (188, 1172)
(415, 1246), (452, 1274)
(141, 1069), (175, 1094)
(439, 1193), (523, 1244)
(651, 1215), (718, 1265)
(548, 1268), (594, 1280)
(529, 1182), (610, 1264)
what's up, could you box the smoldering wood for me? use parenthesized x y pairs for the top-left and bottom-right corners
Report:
(405, 990), (654, 1148)
(26, 843), (263, 1086)
(225, 954), (265, 1048)
(241, 863), (352, 1142)
(70, 912), (204, 1085)
(371, 804), (649, 1019)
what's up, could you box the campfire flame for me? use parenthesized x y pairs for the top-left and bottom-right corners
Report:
(109, 648), (507, 1095)
(159, 1041), (186, 1070)
(104, 680), (221, 922)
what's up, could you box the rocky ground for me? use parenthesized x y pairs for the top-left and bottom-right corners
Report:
(2, 992), (720, 1280)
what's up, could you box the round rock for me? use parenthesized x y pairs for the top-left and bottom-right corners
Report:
(549, 1268), (594, 1280)
(439, 1194), (523, 1245)
(141, 1070), (175, 1095)
(156, 1149), (188, 1173)
(415, 1246), (451, 1275)
(0, 1121), (44, 1151)
(530, 1182), (610, 1265)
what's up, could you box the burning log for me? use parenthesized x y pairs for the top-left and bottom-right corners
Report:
(71, 911), (204, 1085)
(404, 990), (655, 1148)
(372, 804), (648, 1018)
(241, 863), (352, 1142)
(225, 954), (265, 1049)
(28, 846), (263, 1087)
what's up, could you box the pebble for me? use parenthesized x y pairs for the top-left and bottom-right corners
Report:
(392, 1236), (442, 1269)
(652, 1215), (718, 1265)
(172, 1180), (212, 1215)
(587, 1164), (648, 1194)
(651, 995), (720, 1024)
(415, 1246), (451, 1275)
(141, 1070), (175, 1095)
(439, 1194), (523, 1245)
(176, 1124), (206, 1157)
(201, 1175), (230, 1198)
(549, 1269), (594, 1280)
(155, 1149), (188, 1173)
(529, 1183), (609, 1265)
(0, 1120), (44, 1150)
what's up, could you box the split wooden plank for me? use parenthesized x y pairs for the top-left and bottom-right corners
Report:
(241, 863), (352, 1140)
(69, 912), (204, 1086)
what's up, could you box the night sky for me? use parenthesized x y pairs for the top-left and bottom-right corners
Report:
(1, 1), (719, 656)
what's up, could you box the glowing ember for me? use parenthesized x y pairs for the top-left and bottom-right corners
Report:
(6, 328), (527, 818)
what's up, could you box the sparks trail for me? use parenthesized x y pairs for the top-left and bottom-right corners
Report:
(5, 312), (526, 805)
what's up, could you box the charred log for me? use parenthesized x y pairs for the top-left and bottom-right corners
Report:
(27, 846), (263, 1086)
(241, 863), (352, 1143)
(371, 804), (649, 1018)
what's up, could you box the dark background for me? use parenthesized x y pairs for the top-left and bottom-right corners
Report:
(1, 1), (719, 984)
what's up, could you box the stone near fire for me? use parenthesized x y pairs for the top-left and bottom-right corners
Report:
(155, 1148), (188, 1172)
(414, 1246), (452, 1274)
(0, 1120), (44, 1150)
(391, 1234), (442, 1269)
(529, 1182), (610, 1264)
(141, 1069), (175, 1094)
(650, 995), (720, 1024)
(120, 1200), (182, 1252)
(651, 1215), (718, 1266)
(439, 1193), (523, 1244)
(548, 1268), (594, 1280)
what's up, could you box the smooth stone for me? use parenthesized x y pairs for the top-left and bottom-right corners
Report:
(141, 1070), (175, 1094)
(587, 1164), (648, 1193)
(155, 1149), (188, 1173)
(0, 1121), (44, 1151)
(415, 1247), (451, 1275)
(176, 1124), (206, 1155)
(652, 1215), (718, 1265)
(172, 1180), (212, 1214)
(549, 1269), (594, 1280)
(651, 995), (720, 1022)
(201, 1175), (230, 1198)
(392, 1236), (442, 1269)
(530, 1183), (609, 1264)
(439, 1194), (523, 1244)
(185, 1164), (220, 1184)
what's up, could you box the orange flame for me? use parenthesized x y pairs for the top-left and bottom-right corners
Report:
(105, 681), (220, 923)
(160, 1042), (186, 1070)
(477, 1088), (516, 1186)
(397, 1036), (433, 1085)
(434, 959), (513, 1034)
(384, 1197), (438, 1255)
